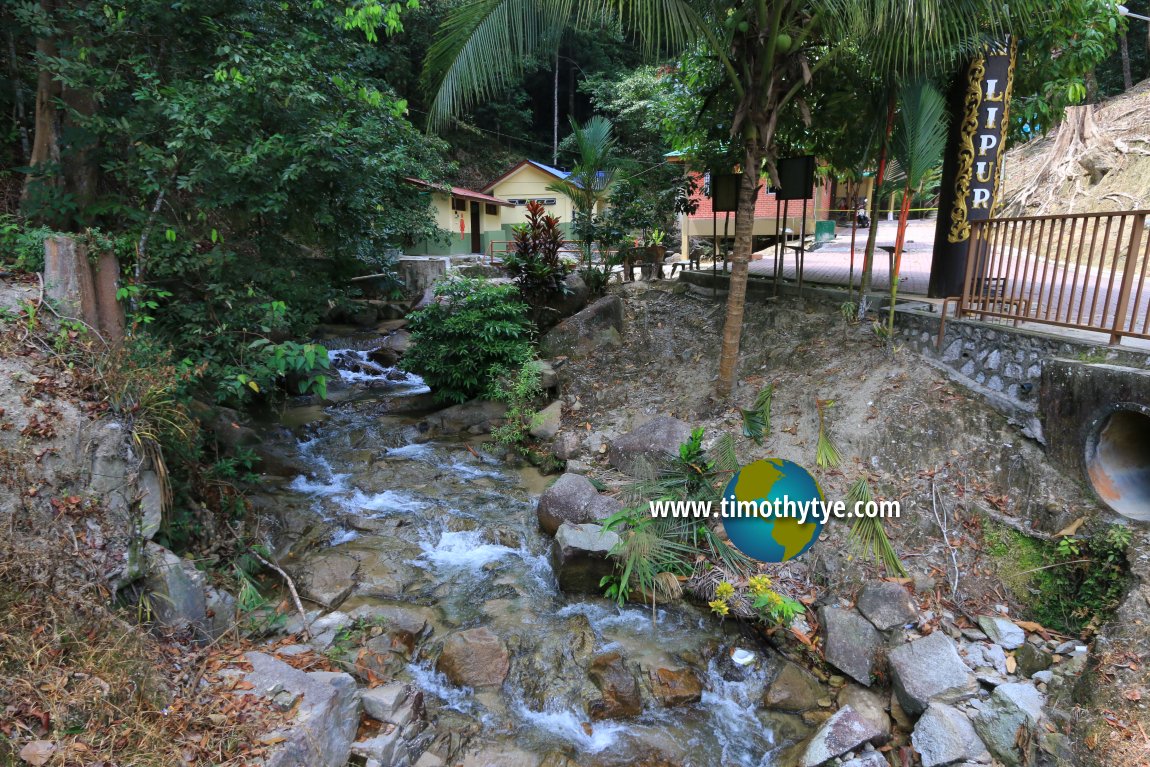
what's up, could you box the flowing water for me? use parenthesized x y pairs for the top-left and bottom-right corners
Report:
(263, 344), (810, 766)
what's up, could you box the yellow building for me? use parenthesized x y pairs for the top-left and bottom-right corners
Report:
(406, 177), (512, 256)
(483, 160), (580, 236)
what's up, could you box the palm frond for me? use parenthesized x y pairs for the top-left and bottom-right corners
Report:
(740, 384), (774, 445)
(845, 477), (907, 576)
(815, 399), (842, 468)
(708, 432), (740, 476)
(891, 79), (948, 193)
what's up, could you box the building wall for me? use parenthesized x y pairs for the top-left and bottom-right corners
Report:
(489, 165), (577, 229)
(408, 192), (505, 256)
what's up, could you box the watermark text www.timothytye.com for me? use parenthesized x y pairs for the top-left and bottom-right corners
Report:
(649, 497), (901, 526)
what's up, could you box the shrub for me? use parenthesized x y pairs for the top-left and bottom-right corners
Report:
(404, 277), (535, 404)
(502, 200), (572, 325)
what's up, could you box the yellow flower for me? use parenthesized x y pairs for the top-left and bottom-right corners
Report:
(709, 599), (730, 617)
(747, 574), (772, 596)
(715, 581), (735, 601)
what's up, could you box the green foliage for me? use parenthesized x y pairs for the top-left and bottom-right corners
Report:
(602, 429), (754, 610)
(0, 216), (58, 272)
(488, 361), (545, 453)
(740, 384), (774, 445)
(218, 339), (331, 405)
(984, 522), (1132, 634)
(503, 201), (573, 326)
(1012, 0), (1124, 142)
(403, 277), (535, 403)
(548, 116), (618, 265)
(845, 477), (907, 576)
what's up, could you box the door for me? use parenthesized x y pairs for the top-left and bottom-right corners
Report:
(470, 201), (481, 253)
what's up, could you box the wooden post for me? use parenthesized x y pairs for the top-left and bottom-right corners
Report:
(43, 235), (124, 344)
(1111, 215), (1146, 344)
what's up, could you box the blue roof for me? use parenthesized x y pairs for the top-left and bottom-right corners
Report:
(527, 160), (570, 179)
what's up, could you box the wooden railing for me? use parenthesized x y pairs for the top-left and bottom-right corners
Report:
(954, 210), (1150, 344)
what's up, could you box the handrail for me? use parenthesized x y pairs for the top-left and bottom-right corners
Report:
(956, 210), (1150, 343)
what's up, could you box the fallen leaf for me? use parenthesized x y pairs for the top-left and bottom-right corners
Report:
(19, 741), (55, 766)
(1123, 689), (1142, 701)
(1055, 518), (1086, 537)
(1006, 656), (1017, 674)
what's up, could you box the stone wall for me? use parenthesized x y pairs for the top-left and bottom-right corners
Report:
(894, 307), (1150, 414)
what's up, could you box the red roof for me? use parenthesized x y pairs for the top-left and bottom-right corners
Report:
(405, 177), (513, 206)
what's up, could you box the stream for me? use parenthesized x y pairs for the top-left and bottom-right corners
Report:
(262, 341), (810, 766)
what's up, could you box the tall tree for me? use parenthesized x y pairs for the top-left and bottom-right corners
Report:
(423, 0), (1053, 399)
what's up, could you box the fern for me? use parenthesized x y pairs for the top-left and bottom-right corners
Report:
(845, 477), (907, 577)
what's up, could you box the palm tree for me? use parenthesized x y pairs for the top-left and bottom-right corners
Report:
(884, 79), (948, 337)
(546, 116), (618, 266)
(422, 0), (1052, 400)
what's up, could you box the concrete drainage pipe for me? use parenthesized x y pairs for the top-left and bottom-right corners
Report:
(1086, 404), (1150, 521)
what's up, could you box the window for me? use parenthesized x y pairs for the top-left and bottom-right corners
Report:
(508, 198), (526, 205)
(534, 198), (557, 206)
(485, 203), (498, 216)
(451, 197), (467, 212)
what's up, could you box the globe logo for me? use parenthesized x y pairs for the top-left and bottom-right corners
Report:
(721, 458), (825, 563)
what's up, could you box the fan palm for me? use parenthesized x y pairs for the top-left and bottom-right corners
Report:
(422, 0), (1053, 398)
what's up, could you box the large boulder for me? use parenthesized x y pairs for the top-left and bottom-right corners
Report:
(540, 295), (623, 359)
(800, 705), (884, 767)
(607, 416), (693, 475)
(971, 682), (1045, 767)
(415, 400), (508, 442)
(536, 473), (623, 536)
(437, 627), (510, 688)
(888, 631), (979, 716)
(764, 660), (824, 712)
(856, 581), (918, 631)
(819, 606), (883, 686)
(549, 522), (620, 594)
(588, 652), (642, 720)
(545, 272), (591, 321)
(529, 400), (563, 440)
(912, 703), (990, 767)
(241, 651), (360, 767)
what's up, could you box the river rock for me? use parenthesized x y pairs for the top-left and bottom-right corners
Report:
(144, 543), (209, 639)
(347, 602), (434, 640)
(529, 400), (563, 440)
(536, 473), (622, 536)
(856, 581), (918, 630)
(362, 682), (424, 731)
(539, 295), (623, 359)
(971, 682), (1045, 767)
(764, 660), (823, 712)
(589, 651), (642, 719)
(552, 431), (582, 461)
(415, 400), (508, 441)
(888, 631), (979, 716)
(649, 666), (704, 707)
(437, 627), (509, 688)
(1015, 641), (1053, 677)
(838, 754), (888, 767)
(383, 329), (412, 354)
(819, 606), (883, 686)
(351, 728), (407, 766)
(295, 550), (358, 609)
(241, 651), (360, 767)
(607, 416), (693, 475)
(977, 615), (1025, 649)
(912, 703), (990, 767)
(800, 705), (884, 767)
(837, 685), (891, 745)
(512, 614), (598, 711)
(549, 522), (620, 594)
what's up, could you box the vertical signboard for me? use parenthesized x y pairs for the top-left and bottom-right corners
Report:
(928, 40), (1017, 298)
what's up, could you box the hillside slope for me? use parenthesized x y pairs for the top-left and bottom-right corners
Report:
(1000, 78), (1150, 216)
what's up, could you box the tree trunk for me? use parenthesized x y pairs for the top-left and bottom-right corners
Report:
(715, 140), (762, 399)
(6, 30), (31, 162)
(552, 50), (559, 166)
(886, 185), (914, 335)
(1120, 33), (1133, 91)
(21, 0), (62, 220)
(857, 97), (895, 316)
